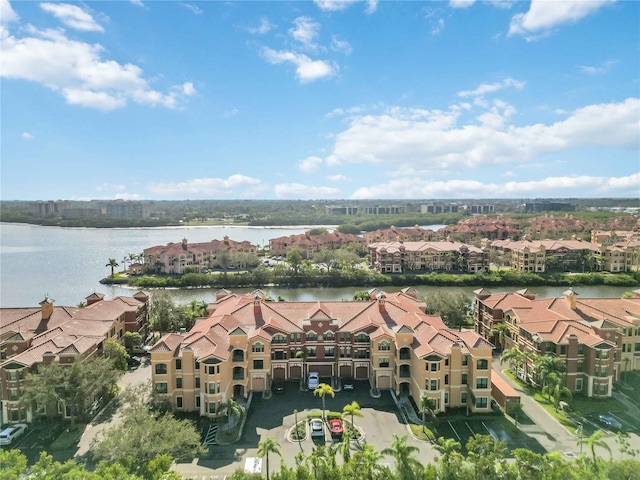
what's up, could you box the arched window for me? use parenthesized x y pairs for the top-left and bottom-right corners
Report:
(252, 342), (264, 353)
(272, 334), (286, 344)
(378, 340), (390, 351)
(325, 331), (335, 342)
(155, 363), (167, 374)
(307, 331), (318, 342)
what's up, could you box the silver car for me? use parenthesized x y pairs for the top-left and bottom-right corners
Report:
(310, 419), (324, 437)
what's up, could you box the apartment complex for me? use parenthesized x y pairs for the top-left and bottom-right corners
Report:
(369, 241), (487, 274)
(474, 288), (640, 398)
(363, 225), (441, 243)
(143, 237), (258, 274)
(269, 230), (366, 259)
(149, 289), (494, 417)
(0, 292), (149, 423)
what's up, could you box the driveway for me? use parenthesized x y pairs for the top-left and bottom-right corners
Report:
(173, 379), (438, 478)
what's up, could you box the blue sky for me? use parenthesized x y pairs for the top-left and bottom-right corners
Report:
(1, 0), (638, 201)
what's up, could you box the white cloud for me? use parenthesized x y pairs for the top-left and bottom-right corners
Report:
(350, 173), (640, 199)
(579, 60), (618, 75)
(509, 0), (614, 38)
(114, 193), (144, 200)
(289, 17), (320, 49)
(327, 98), (640, 172)
(249, 17), (275, 35)
(274, 183), (341, 199)
(262, 47), (336, 83)
(1, 25), (195, 110)
(1, 0), (19, 24)
(40, 3), (104, 33)
(21, 132), (34, 140)
(298, 156), (324, 173)
(431, 18), (445, 35)
(180, 3), (203, 15)
(365, 0), (378, 14)
(457, 77), (525, 98)
(130, 0), (144, 6)
(331, 35), (352, 55)
(314, 0), (359, 12)
(148, 175), (262, 196)
(224, 107), (239, 117)
(328, 174), (348, 182)
(449, 0), (475, 8)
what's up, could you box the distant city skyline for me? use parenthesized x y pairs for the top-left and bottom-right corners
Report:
(1, 0), (638, 201)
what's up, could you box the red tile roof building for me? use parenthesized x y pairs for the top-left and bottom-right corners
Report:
(269, 230), (366, 259)
(150, 288), (493, 418)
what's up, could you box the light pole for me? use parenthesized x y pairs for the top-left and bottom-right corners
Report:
(577, 422), (583, 455)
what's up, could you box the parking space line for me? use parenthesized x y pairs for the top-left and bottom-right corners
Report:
(448, 421), (461, 441)
(481, 421), (496, 439)
(465, 422), (475, 436)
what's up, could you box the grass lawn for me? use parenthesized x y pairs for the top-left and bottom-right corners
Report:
(50, 424), (86, 450)
(409, 423), (435, 441)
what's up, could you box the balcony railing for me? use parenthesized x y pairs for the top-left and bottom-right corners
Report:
(233, 372), (244, 380)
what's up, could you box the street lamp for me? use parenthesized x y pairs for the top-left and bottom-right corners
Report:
(577, 422), (583, 455)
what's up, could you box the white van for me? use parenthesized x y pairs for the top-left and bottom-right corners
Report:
(0, 423), (27, 446)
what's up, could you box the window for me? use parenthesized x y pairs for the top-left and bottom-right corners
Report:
(462, 355), (468, 366)
(461, 373), (468, 385)
(155, 382), (168, 394)
(577, 344), (584, 356)
(445, 357), (449, 366)
(597, 384), (608, 395)
(196, 396), (201, 408)
(253, 359), (264, 370)
(461, 392), (467, 404)
(444, 392), (449, 405)
(207, 365), (216, 375)
(8, 371), (18, 381)
(208, 382), (216, 394)
(272, 334), (286, 344)
(232, 350), (244, 362)
(252, 342), (265, 353)
(430, 363), (439, 372)
(195, 361), (200, 370)
(475, 397), (488, 409)
(325, 331), (335, 342)
(577, 361), (583, 372)
(290, 332), (302, 343)
(233, 367), (244, 380)
(476, 378), (488, 389)
(339, 332), (351, 343)
(9, 389), (19, 401)
(195, 377), (200, 388)
(176, 397), (183, 409)
(307, 332), (318, 342)
(575, 378), (583, 392)
(209, 402), (216, 414)
(155, 363), (167, 375)
(356, 333), (369, 343)
(477, 359), (488, 370)
(307, 348), (316, 357)
(378, 341), (390, 351)
(379, 357), (389, 368)
(636, 343), (640, 352)
(325, 347), (335, 357)
(560, 345), (567, 356)
(444, 374), (449, 385)
(175, 359), (182, 370)
(176, 377), (182, 389)
(430, 379), (438, 391)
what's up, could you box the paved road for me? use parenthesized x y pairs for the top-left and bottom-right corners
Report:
(491, 356), (640, 461)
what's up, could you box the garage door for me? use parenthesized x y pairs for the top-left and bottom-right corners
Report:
(355, 366), (368, 379)
(340, 365), (352, 377)
(290, 365), (302, 379)
(315, 365), (332, 377)
(272, 367), (286, 381)
(252, 377), (265, 391)
(377, 375), (391, 389)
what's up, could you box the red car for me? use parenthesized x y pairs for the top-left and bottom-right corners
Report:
(328, 419), (344, 436)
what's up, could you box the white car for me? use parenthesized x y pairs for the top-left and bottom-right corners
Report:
(310, 418), (324, 438)
(0, 423), (27, 446)
(308, 372), (320, 390)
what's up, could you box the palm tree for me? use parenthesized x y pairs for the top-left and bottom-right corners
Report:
(105, 258), (119, 278)
(542, 372), (572, 410)
(500, 347), (523, 372)
(257, 437), (281, 480)
(420, 395), (436, 432)
(491, 323), (510, 352)
(578, 430), (612, 468)
(351, 443), (384, 477)
(509, 402), (524, 427)
(382, 434), (421, 480)
(433, 436), (462, 480)
(534, 354), (567, 389)
(314, 383), (335, 420)
(296, 347), (309, 387)
(293, 409), (302, 451)
(339, 433), (352, 463)
(343, 400), (363, 430)
(222, 398), (243, 428)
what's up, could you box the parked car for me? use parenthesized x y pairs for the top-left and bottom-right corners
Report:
(310, 419), (324, 437)
(598, 414), (622, 430)
(491, 399), (500, 412)
(342, 377), (354, 390)
(329, 418), (344, 437)
(272, 380), (285, 394)
(0, 423), (27, 446)
(308, 372), (320, 390)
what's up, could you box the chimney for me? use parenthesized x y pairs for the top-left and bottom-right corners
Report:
(377, 291), (386, 311)
(563, 288), (578, 309)
(85, 292), (105, 306)
(40, 296), (54, 320)
(182, 238), (188, 250)
(42, 351), (56, 366)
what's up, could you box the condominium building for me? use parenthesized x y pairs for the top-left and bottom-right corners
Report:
(369, 241), (487, 274)
(473, 288), (640, 397)
(363, 225), (441, 244)
(269, 230), (366, 259)
(149, 289), (494, 417)
(0, 292), (149, 423)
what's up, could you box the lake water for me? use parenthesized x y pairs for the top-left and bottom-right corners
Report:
(0, 223), (631, 308)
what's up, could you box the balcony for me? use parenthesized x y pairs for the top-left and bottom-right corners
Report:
(399, 365), (411, 378)
(399, 348), (411, 360)
(232, 350), (244, 362)
(232, 367), (245, 380)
